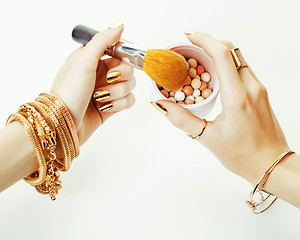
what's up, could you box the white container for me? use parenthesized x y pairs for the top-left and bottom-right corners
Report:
(149, 43), (220, 118)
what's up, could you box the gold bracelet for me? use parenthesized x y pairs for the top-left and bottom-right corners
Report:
(15, 104), (62, 200)
(246, 150), (294, 214)
(7, 93), (79, 200)
(19, 104), (56, 150)
(6, 113), (47, 186)
(36, 95), (75, 167)
(35, 100), (72, 171)
(40, 93), (80, 158)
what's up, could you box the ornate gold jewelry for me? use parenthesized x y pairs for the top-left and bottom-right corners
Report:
(187, 119), (207, 140)
(6, 93), (80, 200)
(35, 98), (72, 171)
(39, 93), (80, 158)
(6, 113), (47, 186)
(230, 48), (248, 70)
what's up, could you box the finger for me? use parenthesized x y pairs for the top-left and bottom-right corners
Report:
(103, 58), (134, 83)
(186, 33), (243, 101)
(94, 93), (135, 113)
(93, 76), (136, 102)
(220, 39), (264, 92)
(83, 18), (124, 66)
(153, 100), (212, 145)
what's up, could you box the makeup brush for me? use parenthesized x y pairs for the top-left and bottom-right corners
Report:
(72, 25), (188, 91)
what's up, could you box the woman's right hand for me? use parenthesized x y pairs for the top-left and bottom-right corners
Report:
(154, 32), (289, 186)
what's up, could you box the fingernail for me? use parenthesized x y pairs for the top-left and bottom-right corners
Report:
(99, 103), (113, 112)
(184, 31), (198, 35)
(107, 72), (121, 83)
(150, 102), (167, 115)
(109, 18), (124, 30)
(93, 90), (110, 102)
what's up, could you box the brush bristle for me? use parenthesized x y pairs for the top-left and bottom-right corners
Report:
(143, 49), (188, 91)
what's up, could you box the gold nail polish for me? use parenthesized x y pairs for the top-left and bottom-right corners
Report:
(93, 90), (110, 102)
(107, 72), (121, 83)
(184, 31), (198, 35)
(150, 102), (167, 115)
(109, 18), (124, 30)
(99, 103), (113, 112)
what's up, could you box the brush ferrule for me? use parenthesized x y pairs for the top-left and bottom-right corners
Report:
(106, 41), (146, 70)
(72, 25), (146, 70)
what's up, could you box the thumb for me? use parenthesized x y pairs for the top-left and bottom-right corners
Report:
(152, 100), (210, 143)
(83, 18), (124, 65)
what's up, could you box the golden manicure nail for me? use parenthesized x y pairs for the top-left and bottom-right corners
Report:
(107, 72), (121, 83)
(99, 103), (113, 112)
(184, 31), (198, 35)
(150, 102), (168, 115)
(93, 90), (110, 102)
(109, 18), (124, 30)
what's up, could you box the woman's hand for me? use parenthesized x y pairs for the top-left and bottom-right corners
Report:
(154, 32), (289, 185)
(50, 19), (135, 146)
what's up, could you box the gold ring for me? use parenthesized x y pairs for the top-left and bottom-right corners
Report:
(230, 48), (248, 70)
(187, 119), (207, 140)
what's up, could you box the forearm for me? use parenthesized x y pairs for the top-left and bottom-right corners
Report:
(256, 153), (300, 208)
(0, 122), (38, 192)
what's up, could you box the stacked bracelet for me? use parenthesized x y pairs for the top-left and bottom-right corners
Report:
(6, 93), (79, 200)
(246, 150), (294, 214)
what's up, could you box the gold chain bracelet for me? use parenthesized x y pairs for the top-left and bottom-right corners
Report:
(6, 113), (47, 186)
(36, 96), (74, 170)
(6, 93), (79, 200)
(35, 99), (72, 171)
(40, 93), (80, 158)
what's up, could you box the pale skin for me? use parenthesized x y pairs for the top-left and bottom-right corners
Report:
(0, 21), (135, 192)
(0, 24), (299, 211)
(155, 32), (300, 208)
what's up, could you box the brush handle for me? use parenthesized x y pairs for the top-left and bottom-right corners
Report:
(72, 25), (146, 70)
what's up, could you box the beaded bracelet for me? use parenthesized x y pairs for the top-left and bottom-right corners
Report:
(246, 150), (294, 214)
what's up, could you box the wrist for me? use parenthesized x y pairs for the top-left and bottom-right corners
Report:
(242, 146), (291, 186)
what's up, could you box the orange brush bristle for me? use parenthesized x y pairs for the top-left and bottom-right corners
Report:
(143, 49), (188, 91)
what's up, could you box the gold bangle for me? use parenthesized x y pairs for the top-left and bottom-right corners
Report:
(6, 113), (47, 186)
(6, 93), (79, 200)
(36, 95), (75, 165)
(246, 150), (295, 214)
(35, 100), (72, 171)
(18, 103), (56, 150)
(40, 93), (80, 158)
(18, 103), (62, 200)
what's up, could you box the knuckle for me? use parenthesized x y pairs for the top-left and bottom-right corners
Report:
(253, 84), (268, 100)
(115, 84), (126, 97)
(215, 45), (232, 60)
(221, 40), (235, 49)
(124, 64), (134, 76)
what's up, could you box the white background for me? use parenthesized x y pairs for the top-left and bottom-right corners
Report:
(0, 0), (300, 239)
